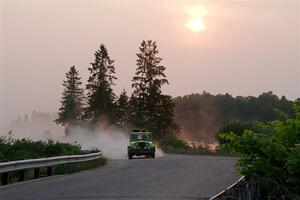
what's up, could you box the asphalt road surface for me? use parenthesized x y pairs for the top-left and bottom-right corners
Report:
(0, 154), (238, 200)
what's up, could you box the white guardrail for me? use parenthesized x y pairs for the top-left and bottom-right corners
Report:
(0, 152), (102, 173)
(0, 152), (102, 185)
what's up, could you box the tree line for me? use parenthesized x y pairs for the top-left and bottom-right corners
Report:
(55, 40), (177, 138)
(174, 91), (298, 142)
(56, 40), (298, 141)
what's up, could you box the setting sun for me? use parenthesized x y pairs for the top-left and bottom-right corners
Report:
(185, 4), (208, 32)
(185, 18), (206, 32)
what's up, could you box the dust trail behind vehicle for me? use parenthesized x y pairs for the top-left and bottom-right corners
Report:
(1, 118), (164, 159)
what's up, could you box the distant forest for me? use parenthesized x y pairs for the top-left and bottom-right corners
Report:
(7, 91), (298, 143)
(173, 91), (299, 142)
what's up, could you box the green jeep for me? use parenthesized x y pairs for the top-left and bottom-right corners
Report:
(127, 130), (155, 159)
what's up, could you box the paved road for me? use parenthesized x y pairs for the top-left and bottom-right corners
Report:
(0, 155), (238, 200)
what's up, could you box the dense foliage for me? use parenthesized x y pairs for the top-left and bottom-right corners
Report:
(174, 91), (297, 141)
(0, 134), (81, 162)
(219, 104), (300, 199)
(55, 66), (84, 131)
(217, 122), (273, 144)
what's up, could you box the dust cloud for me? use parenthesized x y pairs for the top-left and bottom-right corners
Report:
(174, 98), (220, 143)
(0, 111), (164, 159)
(0, 112), (129, 159)
(63, 125), (130, 159)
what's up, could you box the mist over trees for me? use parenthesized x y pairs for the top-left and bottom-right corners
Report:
(11, 111), (55, 127)
(174, 91), (297, 142)
(6, 111), (60, 139)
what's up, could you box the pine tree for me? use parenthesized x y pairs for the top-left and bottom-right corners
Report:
(56, 66), (84, 128)
(130, 40), (177, 136)
(86, 44), (117, 124)
(115, 89), (129, 126)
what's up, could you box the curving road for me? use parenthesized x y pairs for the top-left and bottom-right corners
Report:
(0, 155), (238, 200)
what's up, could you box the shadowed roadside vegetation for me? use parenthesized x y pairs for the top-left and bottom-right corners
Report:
(0, 134), (82, 162)
(0, 134), (107, 185)
(218, 104), (300, 199)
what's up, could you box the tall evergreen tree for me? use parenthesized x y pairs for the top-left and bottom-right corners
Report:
(86, 44), (117, 124)
(130, 40), (177, 136)
(115, 89), (129, 126)
(55, 66), (84, 129)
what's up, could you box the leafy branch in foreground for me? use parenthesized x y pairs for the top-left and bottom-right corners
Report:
(219, 104), (300, 199)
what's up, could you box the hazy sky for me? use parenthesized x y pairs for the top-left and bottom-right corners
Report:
(1, 0), (299, 128)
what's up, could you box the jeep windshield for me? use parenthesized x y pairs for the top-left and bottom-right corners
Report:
(130, 133), (151, 141)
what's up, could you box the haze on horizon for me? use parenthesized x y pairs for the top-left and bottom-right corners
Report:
(0, 0), (299, 128)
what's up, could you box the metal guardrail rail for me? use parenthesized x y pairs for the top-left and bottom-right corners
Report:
(0, 152), (102, 185)
(209, 176), (260, 200)
(209, 176), (245, 200)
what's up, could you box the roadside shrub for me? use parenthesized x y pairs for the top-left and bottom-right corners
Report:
(219, 104), (300, 199)
(0, 135), (81, 162)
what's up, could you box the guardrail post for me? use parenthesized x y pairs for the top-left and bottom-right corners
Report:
(2, 173), (9, 185)
(47, 167), (52, 176)
(19, 170), (25, 182)
(34, 168), (40, 179)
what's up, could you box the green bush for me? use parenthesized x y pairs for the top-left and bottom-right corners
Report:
(0, 135), (81, 162)
(219, 104), (300, 199)
(217, 121), (273, 144)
